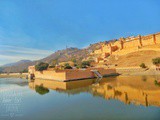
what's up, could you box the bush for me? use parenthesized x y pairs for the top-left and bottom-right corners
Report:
(35, 62), (49, 71)
(64, 63), (72, 69)
(48, 65), (55, 68)
(140, 63), (146, 68)
(152, 57), (160, 66)
(80, 61), (91, 68)
(155, 80), (160, 87)
(22, 69), (28, 73)
(71, 58), (77, 63)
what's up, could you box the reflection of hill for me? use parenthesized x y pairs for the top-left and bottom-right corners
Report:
(28, 76), (160, 107)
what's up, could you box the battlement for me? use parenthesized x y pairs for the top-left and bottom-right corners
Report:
(119, 32), (160, 49)
(91, 32), (160, 63)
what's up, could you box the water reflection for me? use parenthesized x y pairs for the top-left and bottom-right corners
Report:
(29, 75), (160, 107)
(35, 85), (49, 95)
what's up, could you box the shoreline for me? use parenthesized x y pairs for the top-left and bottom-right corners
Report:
(1, 68), (160, 79)
(0, 73), (28, 79)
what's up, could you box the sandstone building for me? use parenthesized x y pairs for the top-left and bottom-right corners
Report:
(90, 32), (160, 63)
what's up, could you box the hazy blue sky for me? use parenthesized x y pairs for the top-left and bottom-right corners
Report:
(0, 0), (160, 65)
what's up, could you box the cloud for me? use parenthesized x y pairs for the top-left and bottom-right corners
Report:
(0, 45), (53, 66)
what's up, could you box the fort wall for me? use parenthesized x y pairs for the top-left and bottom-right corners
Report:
(92, 32), (160, 63)
(34, 70), (66, 81)
(28, 66), (117, 81)
(120, 33), (160, 49)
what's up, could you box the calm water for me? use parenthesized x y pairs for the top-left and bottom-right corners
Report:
(0, 76), (160, 120)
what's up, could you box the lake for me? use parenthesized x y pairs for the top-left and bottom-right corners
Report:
(0, 75), (160, 120)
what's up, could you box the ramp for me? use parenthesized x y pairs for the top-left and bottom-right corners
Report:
(91, 70), (103, 78)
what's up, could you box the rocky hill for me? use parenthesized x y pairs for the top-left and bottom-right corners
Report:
(2, 60), (32, 67)
(0, 42), (102, 73)
(2, 37), (160, 73)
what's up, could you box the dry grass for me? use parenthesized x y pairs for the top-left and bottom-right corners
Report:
(108, 50), (160, 67)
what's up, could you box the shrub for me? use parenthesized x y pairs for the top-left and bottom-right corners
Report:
(71, 58), (77, 63)
(140, 63), (146, 68)
(80, 61), (91, 68)
(74, 63), (77, 67)
(76, 66), (80, 69)
(35, 62), (49, 71)
(64, 63), (72, 69)
(155, 80), (160, 87)
(152, 57), (160, 66)
(48, 65), (55, 68)
(50, 59), (58, 66)
(22, 69), (28, 73)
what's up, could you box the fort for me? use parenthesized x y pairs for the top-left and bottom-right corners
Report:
(28, 32), (160, 81)
(90, 32), (160, 63)
(28, 66), (117, 81)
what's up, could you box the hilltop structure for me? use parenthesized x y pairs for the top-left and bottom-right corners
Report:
(90, 32), (160, 63)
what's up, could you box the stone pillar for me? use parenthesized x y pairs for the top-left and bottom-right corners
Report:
(119, 38), (124, 49)
(138, 35), (142, 47)
(153, 34), (156, 44)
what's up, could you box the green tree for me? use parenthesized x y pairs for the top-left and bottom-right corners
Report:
(35, 62), (49, 71)
(80, 61), (91, 68)
(64, 63), (72, 69)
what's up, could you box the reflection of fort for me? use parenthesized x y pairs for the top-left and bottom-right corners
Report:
(29, 79), (95, 94)
(29, 76), (160, 107)
(91, 76), (160, 107)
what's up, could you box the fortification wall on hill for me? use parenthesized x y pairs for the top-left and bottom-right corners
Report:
(92, 32), (160, 63)
(118, 32), (160, 50)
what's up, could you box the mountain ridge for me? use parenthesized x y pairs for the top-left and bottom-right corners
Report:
(0, 42), (102, 73)
(1, 60), (32, 67)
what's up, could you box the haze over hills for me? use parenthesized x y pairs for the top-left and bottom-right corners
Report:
(0, 42), (102, 73)
(2, 60), (32, 67)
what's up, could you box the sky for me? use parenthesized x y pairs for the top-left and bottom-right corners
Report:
(0, 0), (160, 65)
